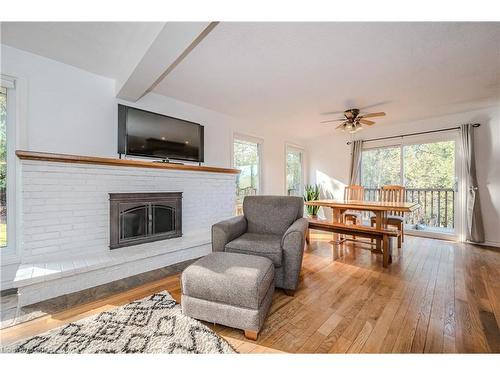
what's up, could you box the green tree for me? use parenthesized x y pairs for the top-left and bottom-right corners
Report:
(0, 88), (6, 191)
(360, 141), (456, 229)
(404, 141), (454, 189)
(361, 146), (401, 188)
(233, 140), (260, 202)
(0, 87), (7, 247)
(286, 150), (302, 195)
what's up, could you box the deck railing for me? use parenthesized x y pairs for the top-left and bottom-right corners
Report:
(364, 188), (455, 230)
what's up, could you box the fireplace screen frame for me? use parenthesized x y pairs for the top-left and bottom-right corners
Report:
(109, 192), (182, 249)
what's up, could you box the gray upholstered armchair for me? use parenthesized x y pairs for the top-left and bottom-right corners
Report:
(212, 195), (308, 295)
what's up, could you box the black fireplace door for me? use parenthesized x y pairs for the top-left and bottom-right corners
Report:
(152, 204), (176, 235)
(109, 192), (182, 249)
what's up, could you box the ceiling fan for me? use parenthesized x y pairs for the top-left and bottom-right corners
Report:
(321, 108), (386, 133)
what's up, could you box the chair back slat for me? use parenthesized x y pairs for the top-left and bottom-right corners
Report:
(380, 185), (405, 216)
(344, 185), (365, 201)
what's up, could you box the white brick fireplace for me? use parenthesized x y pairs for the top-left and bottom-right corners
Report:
(14, 155), (237, 306)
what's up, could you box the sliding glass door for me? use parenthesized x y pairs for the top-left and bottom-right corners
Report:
(403, 140), (456, 234)
(360, 133), (460, 238)
(361, 145), (401, 201)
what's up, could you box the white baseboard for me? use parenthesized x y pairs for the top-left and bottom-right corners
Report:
(466, 240), (500, 249)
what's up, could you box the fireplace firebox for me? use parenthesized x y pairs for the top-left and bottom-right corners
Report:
(109, 192), (182, 249)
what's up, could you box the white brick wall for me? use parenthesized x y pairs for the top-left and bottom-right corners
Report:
(20, 160), (236, 262)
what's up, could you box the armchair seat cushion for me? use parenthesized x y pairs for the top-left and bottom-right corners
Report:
(225, 233), (283, 267)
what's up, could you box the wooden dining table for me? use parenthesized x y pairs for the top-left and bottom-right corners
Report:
(305, 199), (421, 251)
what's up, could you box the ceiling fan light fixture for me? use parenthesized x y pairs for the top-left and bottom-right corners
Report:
(322, 107), (387, 132)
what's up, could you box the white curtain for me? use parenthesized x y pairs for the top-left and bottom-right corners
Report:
(460, 124), (485, 243)
(348, 140), (363, 185)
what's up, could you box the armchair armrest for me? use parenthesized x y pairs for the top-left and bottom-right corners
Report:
(211, 216), (247, 252)
(280, 217), (309, 291)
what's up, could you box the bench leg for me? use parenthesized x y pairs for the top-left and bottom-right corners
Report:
(244, 330), (258, 341)
(306, 228), (310, 244)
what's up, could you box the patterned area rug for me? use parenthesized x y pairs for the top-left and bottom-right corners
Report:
(1, 292), (236, 354)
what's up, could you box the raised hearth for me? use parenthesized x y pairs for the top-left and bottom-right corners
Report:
(13, 152), (237, 306)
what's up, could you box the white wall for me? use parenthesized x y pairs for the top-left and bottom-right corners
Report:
(306, 106), (500, 246)
(305, 132), (350, 220)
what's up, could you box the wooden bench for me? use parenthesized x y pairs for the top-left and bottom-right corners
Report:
(307, 219), (400, 267)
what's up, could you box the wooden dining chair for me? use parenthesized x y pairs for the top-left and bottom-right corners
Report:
(343, 186), (365, 239)
(371, 185), (406, 248)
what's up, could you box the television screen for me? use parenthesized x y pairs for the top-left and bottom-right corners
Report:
(118, 105), (204, 162)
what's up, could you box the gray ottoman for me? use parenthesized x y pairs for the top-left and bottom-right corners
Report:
(181, 252), (274, 340)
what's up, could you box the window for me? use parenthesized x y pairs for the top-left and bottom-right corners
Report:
(286, 145), (304, 196)
(360, 145), (401, 188)
(0, 76), (16, 254)
(403, 141), (455, 189)
(233, 136), (262, 207)
(0, 86), (7, 248)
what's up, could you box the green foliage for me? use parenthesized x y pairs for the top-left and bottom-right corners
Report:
(0, 89), (6, 191)
(0, 89), (5, 247)
(361, 141), (456, 230)
(361, 141), (455, 189)
(286, 150), (302, 195)
(234, 140), (260, 203)
(403, 142), (455, 189)
(361, 146), (401, 187)
(303, 184), (320, 216)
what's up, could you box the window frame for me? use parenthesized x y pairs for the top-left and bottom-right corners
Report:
(284, 143), (305, 197)
(1, 75), (19, 262)
(231, 132), (264, 196)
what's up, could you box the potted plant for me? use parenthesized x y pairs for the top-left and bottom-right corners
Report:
(303, 184), (320, 218)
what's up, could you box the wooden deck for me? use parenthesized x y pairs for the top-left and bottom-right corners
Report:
(1, 233), (499, 353)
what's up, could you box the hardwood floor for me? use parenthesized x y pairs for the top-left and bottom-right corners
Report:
(1, 232), (499, 353)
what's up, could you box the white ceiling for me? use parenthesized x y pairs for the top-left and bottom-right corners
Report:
(0, 22), (164, 82)
(2, 22), (499, 139)
(154, 22), (500, 138)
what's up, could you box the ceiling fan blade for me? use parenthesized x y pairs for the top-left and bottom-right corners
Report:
(358, 101), (391, 111)
(320, 118), (346, 123)
(359, 119), (375, 126)
(335, 123), (346, 130)
(360, 112), (386, 118)
(320, 110), (345, 116)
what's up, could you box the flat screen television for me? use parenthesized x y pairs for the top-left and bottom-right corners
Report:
(118, 104), (204, 163)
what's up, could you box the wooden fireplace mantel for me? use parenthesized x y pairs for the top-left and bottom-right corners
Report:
(16, 150), (241, 174)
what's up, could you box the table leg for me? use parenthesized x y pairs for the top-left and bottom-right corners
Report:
(331, 207), (343, 245)
(374, 210), (389, 251)
(375, 211), (382, 251)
